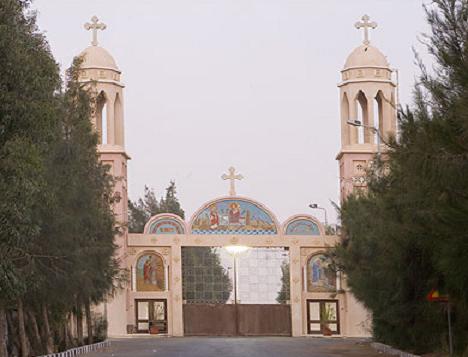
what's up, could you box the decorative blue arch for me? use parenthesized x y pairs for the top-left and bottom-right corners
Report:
(144, 214), (185, 235)
(190, 197), (278, 235)
(284, 215), (322, 236)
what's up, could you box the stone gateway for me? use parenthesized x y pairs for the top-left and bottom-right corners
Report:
(76, 14), (397, 337)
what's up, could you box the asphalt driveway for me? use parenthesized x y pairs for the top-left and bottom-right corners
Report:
(84, 336), (389, 357)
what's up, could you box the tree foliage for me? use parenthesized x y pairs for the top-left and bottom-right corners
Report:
(0, 1), (119, 355)
(128, 181), (185, 233)
(334, 0), (468, 354)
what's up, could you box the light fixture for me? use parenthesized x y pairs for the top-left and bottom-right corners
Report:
(225, 245), (250, 256)
(347, 119), (362, 127)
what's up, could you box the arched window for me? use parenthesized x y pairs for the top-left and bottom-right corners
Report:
(136, 253), (165, 291)
(307, 254), (336, 292)
(114, 93), (123, 146)
(356, 91), (368, 144)
(96, 91), (108, 144)
(342, 93), (351, 145)
(374, 91), (384, 144)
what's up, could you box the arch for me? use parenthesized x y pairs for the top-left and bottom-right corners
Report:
(374, 90), (385, 143)
(114, 93), (124, 146)
(306, 253), (336, 292)
(189, 196), (279, 235)
(135, 252), (166, 291)
(283, 214), (324, 236)
(96, 91), (108, 144)
(143, 213), (186, 235)
(355, 90), (369, 144)
(341, 92), (351, 145)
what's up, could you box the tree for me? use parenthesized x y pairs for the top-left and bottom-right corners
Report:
(334, 0), (468, 353)
(276, 261), (290, 304)
(0, 1), (61, 355)
(128, 181), (185, 233)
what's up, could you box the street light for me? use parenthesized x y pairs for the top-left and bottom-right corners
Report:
(225, 245), (250, 336)
(225, 245), (250, 304)
(346, 119), (383, 157)
(308, 203), (328, 226)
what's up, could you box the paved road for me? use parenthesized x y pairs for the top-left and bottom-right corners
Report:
(84, 337), (389, 357)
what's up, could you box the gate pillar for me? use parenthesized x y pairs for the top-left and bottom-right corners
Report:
(289, 246), (303, 336)
(171, 245), (184, 336)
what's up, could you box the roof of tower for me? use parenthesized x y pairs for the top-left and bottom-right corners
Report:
(79, 45), (119, 71)
(344, 44), (389, 69)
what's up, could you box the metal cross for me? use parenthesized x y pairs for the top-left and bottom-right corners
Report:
(221, 167), (243, 196)
(355, 15), (377, 46)
(84, 16), (107, 46)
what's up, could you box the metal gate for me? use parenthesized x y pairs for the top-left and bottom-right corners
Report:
(183, 304), (291, 336)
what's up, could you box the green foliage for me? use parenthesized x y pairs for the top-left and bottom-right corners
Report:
(276, 261), (290, 304)
(0, 1), (119, 354)
(128, 181), (185, 233)
(335, 0), (468, 354)
(181, 247), (232, 304)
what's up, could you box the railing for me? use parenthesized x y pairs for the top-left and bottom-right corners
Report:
(38, 340), (111, 357)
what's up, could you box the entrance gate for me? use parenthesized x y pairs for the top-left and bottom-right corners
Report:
(183, 304), (291, 336)
(182, 246), (292, 336)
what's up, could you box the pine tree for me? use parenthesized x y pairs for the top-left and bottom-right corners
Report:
(335, 0), (468, 353)
(128, 181), (185, 232)
(0, 1), (61, 355)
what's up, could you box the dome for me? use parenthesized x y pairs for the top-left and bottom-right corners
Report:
(79, 45), (119, 71)
(344, 44), (389, 69)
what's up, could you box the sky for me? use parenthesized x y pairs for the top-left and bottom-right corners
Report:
(32, 0), (432, 224)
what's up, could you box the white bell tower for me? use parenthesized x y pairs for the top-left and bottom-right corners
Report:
(78, 16), (130, 336)
(337, 15), (397, 199)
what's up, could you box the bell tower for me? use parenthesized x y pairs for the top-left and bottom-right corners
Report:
(78, 16), (129, 336)
(337, 15), (397, 199)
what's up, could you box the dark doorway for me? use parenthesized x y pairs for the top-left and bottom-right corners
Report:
(135, 299), (167, 334)
(306, 299), (340, 335)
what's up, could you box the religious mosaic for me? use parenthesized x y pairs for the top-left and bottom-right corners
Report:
(307, 254), (336, 292)
(147, 217), (185, 235)
(191, 199), (277, 235)
(136, 254), (165, 291)
(285, 218), (320, 235)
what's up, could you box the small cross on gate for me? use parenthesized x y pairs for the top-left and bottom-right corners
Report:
(355, 15), (377, 46)
(84, 16), (107, 46)
(222, 167), (243, 196)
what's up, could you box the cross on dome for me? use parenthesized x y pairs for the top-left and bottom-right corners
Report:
(221, 167), (243, 196)
(355, 15), (377, 46)
(84, 16), (106, 46)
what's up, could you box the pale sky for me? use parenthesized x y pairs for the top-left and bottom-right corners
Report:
(32, 0), (431, 224)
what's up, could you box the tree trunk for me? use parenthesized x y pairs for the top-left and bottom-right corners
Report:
(63, 319), (70, 351)
(0, 304), (8, 357)
(41, 303), (54, 354)
(85, 300), (93, 344)
(17, 299), (28, 357)
(76, 302), (84, 345)
(28, 310), (43, 355)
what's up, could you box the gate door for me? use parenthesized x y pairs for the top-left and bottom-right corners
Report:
(182, 247), (291, 336)
(135, 299), (168, 334)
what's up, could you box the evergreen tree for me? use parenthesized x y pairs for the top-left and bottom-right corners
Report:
(0, 1), (61, 355)
(335, 0), (468, 353)
(276, 261), (290, 304)
(128, 181), (185, 233)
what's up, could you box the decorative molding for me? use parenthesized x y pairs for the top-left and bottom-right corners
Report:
(230, 237), (239, 245)
(172, 237), (180, 245)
